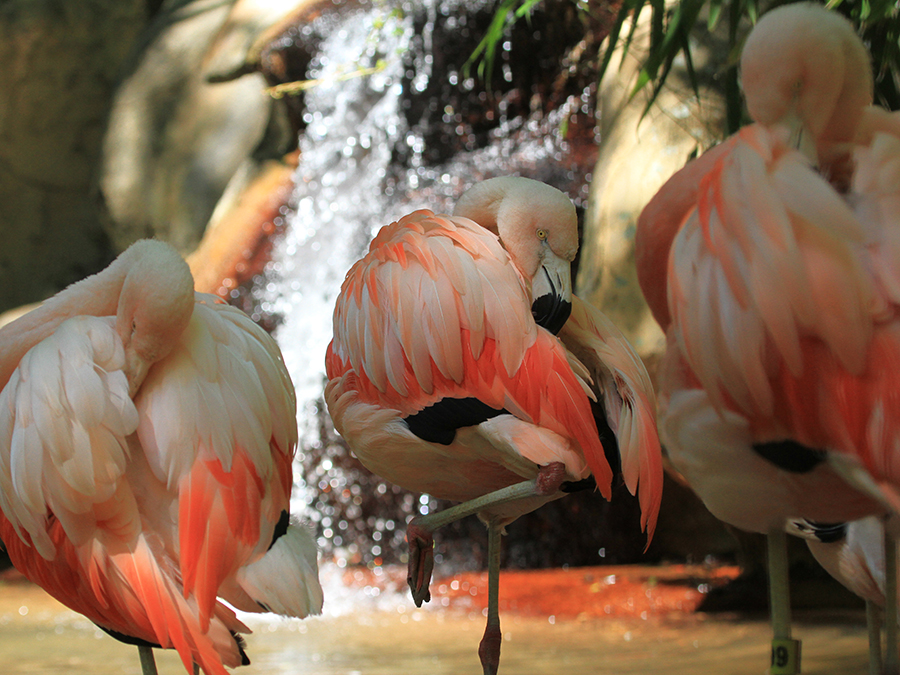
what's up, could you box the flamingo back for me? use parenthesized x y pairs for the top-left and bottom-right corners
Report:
(667, 124), (876, 421)
(0, 315), (138, 559)
(326, 209), (614, 496)
(0, 292), (320, 675)
(134, 295), (311, 624)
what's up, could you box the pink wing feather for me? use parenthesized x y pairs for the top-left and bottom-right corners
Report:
(136, 295), (297, 628)
(0, 292), (306, 675)
(657, 121), (900, 501)
(0, 315), (138, 560)
(668, 125), (876, 422)
(560, 296), (663, 539)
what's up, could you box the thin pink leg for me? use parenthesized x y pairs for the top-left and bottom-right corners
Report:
(405, 462), (569, 608)
(478, 517), (503, 675)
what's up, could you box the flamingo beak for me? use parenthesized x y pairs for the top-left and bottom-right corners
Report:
(531, 254), (572, 335)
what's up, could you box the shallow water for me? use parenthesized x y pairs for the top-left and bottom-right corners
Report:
(0, 569), (872, 675)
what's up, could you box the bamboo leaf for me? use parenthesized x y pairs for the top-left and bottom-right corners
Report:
(463, 0), (520, 86)
(745, 0), (758, 25)
(631, 68), (653, 97)
(649, 0), (665, 55)
(623, 2), (646, 58)
(515, 0), (543, 18)
(708, 0), (724, 29)
(679, 24), (700, 98)
(597, 6), (629, 81)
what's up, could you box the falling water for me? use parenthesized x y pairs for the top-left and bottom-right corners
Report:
(255, 0), (617, 570)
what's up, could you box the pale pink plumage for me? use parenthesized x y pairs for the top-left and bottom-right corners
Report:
(636, 7), (900, 665)
(792, 517), (890, 608)
(0, 240), (322, 675)
(325, 180), (662, 533)
(637, 4), (900, 532)
(325, 177), (662, 674)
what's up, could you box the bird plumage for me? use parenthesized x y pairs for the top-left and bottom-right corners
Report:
(636, 5), (900, 670)
(326, 177), (662, 536)
(636, 3), (898, 532)
(0, 240), (322, 675)
(326, 177), (662, 675)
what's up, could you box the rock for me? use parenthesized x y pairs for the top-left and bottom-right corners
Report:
(578, 13), (742, 560)
(99, 0), (304, 255)
(0, 0), (148, 313)
(187, 153), (298, 295)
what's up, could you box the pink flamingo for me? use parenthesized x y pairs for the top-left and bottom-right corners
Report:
(636, 3), (900, 672)
(0, 240), (323, 675)
(325, 176), (663, 675)
(791, 516), (896, 675)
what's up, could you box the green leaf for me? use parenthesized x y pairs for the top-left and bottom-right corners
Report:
(463, 0), (521, 86)
(597, 3), (633, 81)
(515, 0), (543, 18)
(708, 0), (724, 29)
(631, 68), (653, 97)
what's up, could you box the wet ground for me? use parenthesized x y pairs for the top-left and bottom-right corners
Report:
(0, 564), (871, 674)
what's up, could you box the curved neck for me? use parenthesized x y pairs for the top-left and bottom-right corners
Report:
(0, 256), (131, 389)
(0, 241), (192, 391)
(741, 5), (872, 150)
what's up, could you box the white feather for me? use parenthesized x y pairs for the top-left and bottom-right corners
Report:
(236, 519), (323, 618)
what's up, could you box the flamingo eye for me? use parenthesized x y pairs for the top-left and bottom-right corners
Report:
(536, 229), (547, 241)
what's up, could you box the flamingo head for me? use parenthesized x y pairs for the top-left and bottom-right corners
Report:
(740, 3), (872, 155)
(115, 240), (195, 393)
(453, 177), (578, 334)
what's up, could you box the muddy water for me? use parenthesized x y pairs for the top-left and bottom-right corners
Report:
(0, 567), (871, 675)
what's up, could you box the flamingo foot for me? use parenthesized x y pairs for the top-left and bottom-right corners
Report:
(406, 521), (434, 606)
(535, 461), (567, 496)
(478, 622), (502, 675)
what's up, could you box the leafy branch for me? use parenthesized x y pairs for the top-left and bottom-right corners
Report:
(466, 0), (900, 136)
(599, 0), (757, 133)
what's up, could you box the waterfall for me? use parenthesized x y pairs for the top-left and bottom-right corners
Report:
(267, 5), (418, 449)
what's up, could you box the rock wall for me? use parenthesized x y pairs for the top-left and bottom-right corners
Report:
(578, 14), (741, 560)
(0, 0), (147, 313)
(99, 0), (302, 255)
(0, 0), (306, 314)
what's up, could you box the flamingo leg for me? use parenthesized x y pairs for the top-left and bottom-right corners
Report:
(767, 527), (801, 674)
(885, 527), (898, 675)
(406, 462), (568, 606)
(138, 645), (158, 675)
(866, 600), (883, 675)
(478, 517), (503, 675)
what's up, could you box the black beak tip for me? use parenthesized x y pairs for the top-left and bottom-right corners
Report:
(532, 295), (572, 335)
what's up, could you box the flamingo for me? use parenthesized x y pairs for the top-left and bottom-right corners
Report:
(325, 176), (663, 675)
(0, 239), (323, 675)
(790, 516), (895, 675)
(636, 3), (900, 672)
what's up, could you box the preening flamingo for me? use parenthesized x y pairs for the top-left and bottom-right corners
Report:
(325, 176), (663, 674)
(636, 3), (900, 672)
(0, 240), (323, 675)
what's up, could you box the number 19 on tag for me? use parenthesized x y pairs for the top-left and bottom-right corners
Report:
(770, 638), (801, 674)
